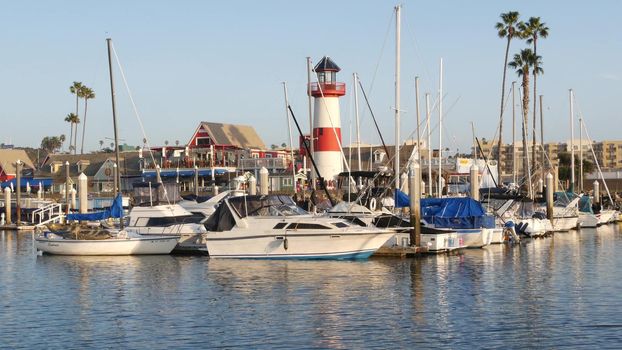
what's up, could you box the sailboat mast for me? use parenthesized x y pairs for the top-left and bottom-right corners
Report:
(394, 4), (401, 190)
(306, 57), (316, 191)
(282, 82), (296, 194)
(539, 94), (545, 177)
(426, 93), (432, 196)
(569, 89), (575, 193)
(353, 73), (361, 171)
(438, 58), (443, 198)
(106, 38), (123, 229)
(579, 115), (583, 193)
(512, 81), (516, 183)
(415, 76), (421, 163)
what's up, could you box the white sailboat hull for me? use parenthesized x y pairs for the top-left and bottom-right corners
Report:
(489, 228), (505, 244)
(548, 216), (578, 232)
(597, 210), (616, 226)
(578, 212), (598, 228)
(35, 234), (179, 255)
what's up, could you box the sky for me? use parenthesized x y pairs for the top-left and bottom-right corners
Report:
(1, 0), (620, 154)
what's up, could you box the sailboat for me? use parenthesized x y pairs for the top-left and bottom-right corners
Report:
(35, 38), (178, 256)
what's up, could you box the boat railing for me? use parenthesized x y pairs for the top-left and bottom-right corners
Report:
(32, 203), (65, 226)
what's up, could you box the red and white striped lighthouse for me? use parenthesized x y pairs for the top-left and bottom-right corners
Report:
(309, 56), (345, 184)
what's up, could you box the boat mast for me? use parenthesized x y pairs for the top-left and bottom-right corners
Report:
(394, 4), (401, 190)
(569, 89), (575, 193)
(415, 76), (421, 163)
(438, 58), (443, 198)
(512, 81), (516, 184)
(539, 94), (545, 179)
(282, 82), (296, 194)
(579, 114), (583, 193)
(107, 38), (123, 229)
(426, 93), (432, 196)
(353, 73), (361, 171)
(306, 57), (315, 192)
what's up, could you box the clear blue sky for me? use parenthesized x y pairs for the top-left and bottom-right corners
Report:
(1, 0), (620, 153)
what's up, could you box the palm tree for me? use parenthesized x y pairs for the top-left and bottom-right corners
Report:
(69, 81), (84, 154)
(79, 86), (95, 154)
(509, 48), (542, 196)
(520, 17), (549, 173)
(495, 11), (522, 181)
(99, 140), (104, 150)
(64, 113), (78, 153)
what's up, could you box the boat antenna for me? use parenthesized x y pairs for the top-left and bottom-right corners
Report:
(107, 38), (123, 229)
(287, 105), (335, 206)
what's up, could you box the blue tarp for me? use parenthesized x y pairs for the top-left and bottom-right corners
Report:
(67, 194), (123, 221)
(0, 177), (53, 189)
(419, 197), (495, 229)
(394, 189), (410, 208)
(141, 168), (228, 179)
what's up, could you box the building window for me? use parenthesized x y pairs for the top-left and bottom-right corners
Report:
(196, 137), (211, 146)
(265, 154), (273, 158)
(283, 178), (293, 186)
(251, 153), (259, 159)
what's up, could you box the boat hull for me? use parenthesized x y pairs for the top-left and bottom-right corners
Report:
(597, 210), (616, 226)
(205, 230), (394, 259)
(455, 228), (493, 248)
(35, 236), (179, 255)
(549, 216), (579, 232)
(578, 212), (598, 228)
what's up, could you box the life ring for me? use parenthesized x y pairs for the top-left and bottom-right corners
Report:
(104, 168), (112, 176)
(368, 198), (377, 211)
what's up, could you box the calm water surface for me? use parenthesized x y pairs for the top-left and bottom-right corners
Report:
(1, 225), (622, 349)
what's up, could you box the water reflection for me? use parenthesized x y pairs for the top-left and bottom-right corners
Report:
(1, 225), (622, 348)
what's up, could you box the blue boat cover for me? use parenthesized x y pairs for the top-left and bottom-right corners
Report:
(394, 189), (410, 208)
(67, 194), (123, 221)
(419, 197), (495, 229)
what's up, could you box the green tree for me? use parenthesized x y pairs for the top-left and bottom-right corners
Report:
(64, 113), (79, 153)
(41, 136), (62, 153)
(69, 81), (83, 154)
(520, 17), (549, 171)
(557, 151), (595, 183)
(509, 48), (542, 196)
(79, 86), (95, 154)
(495, 11), (522, 176)
(99, 140), (104, 149)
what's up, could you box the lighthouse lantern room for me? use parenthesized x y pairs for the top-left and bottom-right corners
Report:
(309, 56), (345, 186)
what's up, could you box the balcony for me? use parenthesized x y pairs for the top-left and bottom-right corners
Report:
(239, 157), (289, 170)
(308, 82), (346, 97)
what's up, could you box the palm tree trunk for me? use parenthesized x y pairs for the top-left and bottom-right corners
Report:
(81, 99), (88, 154)
(522, 74), (531, 197)
(497, 36), (511, 182)
(74, 95), (79, 154)
(532, 39), (538, 181)
(68, 124), (73, 153)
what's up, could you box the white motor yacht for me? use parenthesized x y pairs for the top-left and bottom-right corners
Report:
(203, 195), (395, 259)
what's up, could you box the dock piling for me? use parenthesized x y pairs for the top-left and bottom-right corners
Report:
(79, 173), (88, 214)
(409, 162), (421, 247)
(546, 173), (554, 221)
(470, 164), (479, 201)
(4, 187), (11, 225)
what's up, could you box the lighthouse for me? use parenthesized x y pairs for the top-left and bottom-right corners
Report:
(309, 56), (345, 185)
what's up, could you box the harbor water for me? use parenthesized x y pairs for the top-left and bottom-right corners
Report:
(2, 225), (622, 349)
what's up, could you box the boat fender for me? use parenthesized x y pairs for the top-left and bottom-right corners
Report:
(283, 237), (288, 250)
(368, 198), (377, 211)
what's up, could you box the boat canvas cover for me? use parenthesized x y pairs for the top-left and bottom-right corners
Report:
(228, 195), (297, 218)
(204, 202), (236, 232)
(420, 197), (495, 229)
(66, 194), (124, 221)
(394, 189), (410, 208)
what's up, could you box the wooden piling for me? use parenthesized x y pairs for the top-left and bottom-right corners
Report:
(546, 172), (554, 221)
(470, 164), (479, 201)
(409, 162), (421, 247)
(4, 187), (11, 225)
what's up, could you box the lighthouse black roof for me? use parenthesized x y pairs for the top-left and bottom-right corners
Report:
(314, 56), (341, 72)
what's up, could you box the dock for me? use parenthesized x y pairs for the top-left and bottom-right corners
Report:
(373, 246), (428, 258)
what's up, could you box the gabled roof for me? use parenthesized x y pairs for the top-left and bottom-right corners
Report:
(314, 56), (341, 72)
(0, 149), (35, 173)
(199, 122), (266, 149)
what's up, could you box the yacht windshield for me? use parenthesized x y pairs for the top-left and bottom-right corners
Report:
(229, 195), (308, 218)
